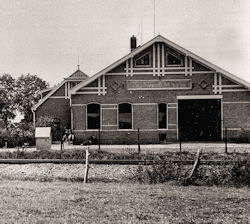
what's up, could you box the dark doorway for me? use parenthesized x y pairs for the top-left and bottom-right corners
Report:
(178, 99), (221, 141)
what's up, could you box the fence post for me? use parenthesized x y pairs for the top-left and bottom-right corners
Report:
(84, 147), (90, 183)
(98, 128), (101, 152)
(225, 127), (228, 154)
(138, 128), (141, 154)
(179, 131), (182, 153)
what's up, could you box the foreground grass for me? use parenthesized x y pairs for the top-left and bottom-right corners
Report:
(0, 180), (249, 223)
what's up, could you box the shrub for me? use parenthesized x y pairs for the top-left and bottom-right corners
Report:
(0, 122), (35, 148)
(132, 156), (250, 186)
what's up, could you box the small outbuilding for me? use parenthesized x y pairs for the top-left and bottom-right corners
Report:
(35, 127), (52, 150)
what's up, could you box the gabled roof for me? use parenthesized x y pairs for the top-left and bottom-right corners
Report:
(71, 35), (250, 94)
(65, 69), (89, 80)
(32, 69), (89, 111)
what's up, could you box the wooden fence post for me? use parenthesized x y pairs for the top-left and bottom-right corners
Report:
(98, 128), (101, 152)
(179, 131), (182, 153)
(185, 148), (201, 185)
(84, 147), (90, 183)
(225, 127), (228, 154)
(138, 128), (141, 154)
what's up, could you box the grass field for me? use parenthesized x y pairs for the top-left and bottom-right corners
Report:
(0, 180), (249, 223)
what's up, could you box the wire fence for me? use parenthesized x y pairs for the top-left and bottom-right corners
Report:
(71, 127), (249, 154)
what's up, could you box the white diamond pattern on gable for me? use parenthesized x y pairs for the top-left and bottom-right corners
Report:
(199, 80), (208, 89)
(111, 82), (120, 91)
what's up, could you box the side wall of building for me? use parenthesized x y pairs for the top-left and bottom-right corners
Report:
(35, 83), (71, 131)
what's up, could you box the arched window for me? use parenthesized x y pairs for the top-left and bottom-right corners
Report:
(158, 103), (167, 129)
(118, 103), (132, 129)
(87, 104), (100, 129)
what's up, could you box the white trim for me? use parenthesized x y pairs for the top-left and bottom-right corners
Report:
(130, 57), (133, 77)
(105, 71), (214, 76)
(102, 124), (118, 126)
(157, 43), (160, 76)
(133, 103), (157, 106)
(153, 43), (156, 76)
(189, 57), (192, 76)
(162, 43), (165, 75)
(184, 55), (188, 76)
(222, 128), (250, 131)
(101, 107), (117, 110)
(223, 101), (250, 104)
(125, 60), (129, 77)
(124, 67), (193, 71)
(177, 95), (223, 100)
(72, 104), (87, 106)
(101, 104), (117, 106)
(81, 87), (105, 90)
(219, 73), (222, 94)
(75, 91), (107, 95)
(98, 77), (101, 95)
(221, 89), (248, 92)
(221, 85), (242, 88)
(64, 82), (67, 99)
(49, 96), (66, 99)
(213, 73), (218, 94)
(134, 52), (152, 67)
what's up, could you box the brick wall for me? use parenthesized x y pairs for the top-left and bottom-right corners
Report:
(35, 98), (71, 129)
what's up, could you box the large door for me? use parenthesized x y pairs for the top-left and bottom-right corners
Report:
(178, 99), (221, 141)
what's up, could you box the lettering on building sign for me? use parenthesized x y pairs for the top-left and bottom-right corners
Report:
(127, 79), (192, 90)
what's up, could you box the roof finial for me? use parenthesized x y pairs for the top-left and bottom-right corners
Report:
(153, 0), (156, 37)
(77, 48), (80, 70)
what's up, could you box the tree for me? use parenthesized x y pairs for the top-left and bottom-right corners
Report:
(15, 74), (49, 122)
(0, 74), (17, 127)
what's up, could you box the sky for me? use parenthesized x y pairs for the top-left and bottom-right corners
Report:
(0, 0), (250, 86)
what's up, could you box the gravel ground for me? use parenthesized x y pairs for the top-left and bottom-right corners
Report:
(0, 164), (137, 182)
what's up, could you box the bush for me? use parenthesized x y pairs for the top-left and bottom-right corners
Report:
(231, 154), (250, 186)
(132, 163), (190, 184)
(0, 122), (35, 148)
(132, 156), (250, 186)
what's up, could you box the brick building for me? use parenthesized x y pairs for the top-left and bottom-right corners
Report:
(32, 69), (88, 130)
(34, 35), (250, 144)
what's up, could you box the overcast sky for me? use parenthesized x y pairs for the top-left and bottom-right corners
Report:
(0, 0), (250, 86)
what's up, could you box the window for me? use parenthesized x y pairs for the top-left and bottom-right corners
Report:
(158, 103), (167, 129)
(166, 53), (182, 66)
(87, 104), (100, 129)
(135, 52), (151, 66)
(118, 103), (132, 129)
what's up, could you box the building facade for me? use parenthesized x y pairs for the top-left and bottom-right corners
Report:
(32, 69), (88, 130)
(34, 35), (250, 144)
